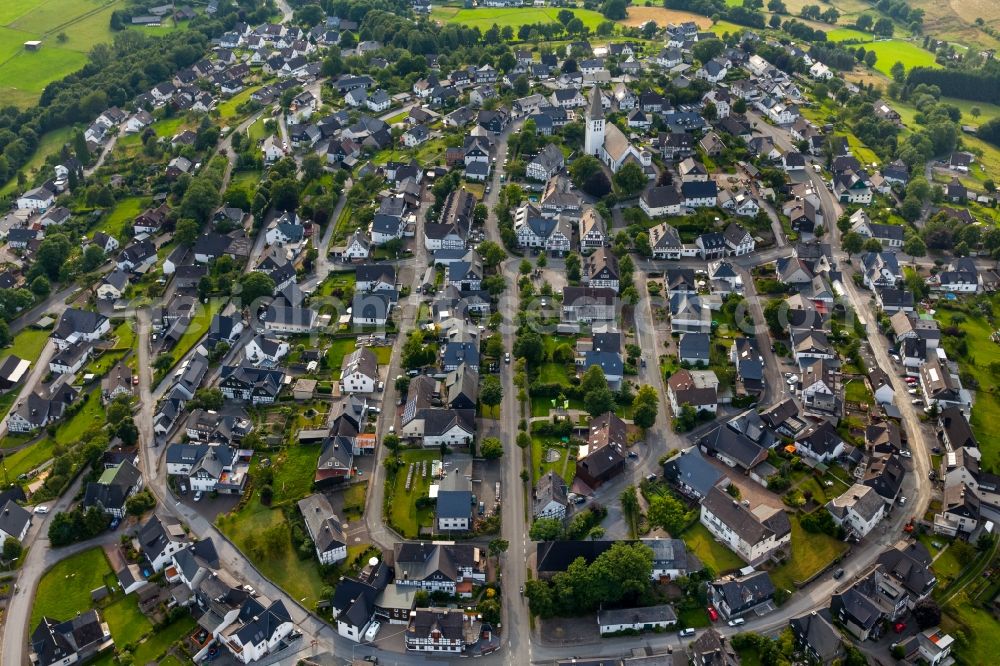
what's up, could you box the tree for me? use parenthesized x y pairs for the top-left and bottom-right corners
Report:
(488, 538), (509, 567)
(516, 431), (531, 448)
(855, 13), (873, 31)
(565, 253), (581, 282)
(237, 272), (275, 306)
(769, 13), (782, 28)
(863, 237), (883, 253)
(873, 17), (894, 36)
(175, 218), (200, 247)
(480, 375), (504, 416)
(580, 364), (609, 395)
(620, 485), (640, 538)
(125, 490), (157, 516)
(613, 162), (646, 196)
(481, 437), (504, 459)
(382, 434), (401, 457)
(864, 50), (878, 68)
(584, 386), (615, 417)
(302, 153), (324, 182)
(525, 578), (556, 617)
(153, 354), (174, 374)
(693, 39), (725, 65)
(890, 61), (906, 82)
(569, 155), (602, 190)
(912, 598), (942, 630)
(513, 330), (545, 365)
(180, 178), (221, 224)
(566, 17), (584, 35)
(842, 231), (864, 258)
(34, 234), (71, 280)
(270, 178), (300, 212)
(529, 517), (564, 541)
(768, 0), (787, 12)
(479, 240), (506, 268)
(632, 385), (659, 429)
(647, 491), (691, 534)
(2, 535), (21, 561)
(30, 275), (50, 297)
(902, 235), (927, 262)
(600, 0), (627, 20)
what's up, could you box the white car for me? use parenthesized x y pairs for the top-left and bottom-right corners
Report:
(193, 491), (203, 502)
(727, 618), (745, 627)
(364, 620), (381, 642)
(679, 628), (696, 637)
(900, 450), (912, 458)
(898, 496), (907, 506)
(33, 506), (49, 514)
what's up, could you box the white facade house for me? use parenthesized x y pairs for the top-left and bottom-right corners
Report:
(16, 186), (55, 211)
(826, 484), (886, 538)
(700, 487), (791, 565)
(340, 347), (379, 394)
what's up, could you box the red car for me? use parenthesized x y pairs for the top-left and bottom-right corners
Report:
(894, 622), (907, 633)
(707, 607), (719, 622)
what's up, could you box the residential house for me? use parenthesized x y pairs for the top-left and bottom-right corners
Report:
(827, 484), (886, 539)
(83, 461), (143, 518)
(700, 486), (791, 565)
(297, 493), (347, 565)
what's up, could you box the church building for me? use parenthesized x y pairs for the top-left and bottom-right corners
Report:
(585, 85), (652, 175)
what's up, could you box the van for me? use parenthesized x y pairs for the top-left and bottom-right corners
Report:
(363, 621), (380, 642)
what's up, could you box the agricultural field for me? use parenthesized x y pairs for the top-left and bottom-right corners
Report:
(430, 6), (605, 31)
(616, 7), (712, 29)
(862, 40), (940, 77)
(0, 0), (179, 108)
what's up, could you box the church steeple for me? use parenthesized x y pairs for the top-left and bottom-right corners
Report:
(584, 85), (605, 157)
(587, 84), (604, 121)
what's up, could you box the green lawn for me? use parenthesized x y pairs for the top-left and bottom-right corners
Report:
(0, 125), (74, 195)
(942, 590), (1000, 666)
(682, 522), (745, 574)
(0, 326), (51, 363)
(844, 377), (872, 404)
(218, 86), (261, 122)
(935, 301), (1000, 471)
(54, 388), (103, 446)
(530, 436), (576, 484)
(326, 337), (359, 377)
(228, 169), (261, 195)
(217, 494), (327, 606)
(386, 448), (440, 538)
(372, 346), (392, 365)
(824, 27), (873, 42)
(530, 395), (584, 417)
(537, 362), (572, 385)
(167, 298), (223, 371)
(94, 197), (146, 241)
(30, 548), (112, 627)
(769, 515), (848, 591)
(132, 615), (195, 664)
(4, 437), (55, 478)
(102, 595), (153, 648)
(430, 6), (605, 31)
(316, 271), (356, 298)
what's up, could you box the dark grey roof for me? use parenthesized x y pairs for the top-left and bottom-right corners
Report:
(790, 612), (844, 662)
(436, 490), (472, 519)
(711, 571), (775, 613)
(679, 332), (710, 361)
(0, 499), (30, 540)
(599, 604), (677, 627)
(536, 540), (616, 574)
(663, 447), (724, 497)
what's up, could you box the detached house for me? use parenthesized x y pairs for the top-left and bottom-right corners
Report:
(298, 493), (348, 565)
(700, 486), (791, 565)
(83, 460), (143, 518)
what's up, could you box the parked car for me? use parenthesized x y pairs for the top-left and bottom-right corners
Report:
(33, 506), (49, 514)
(707, 606), (719, 622)
(194, 491), (203, 502)
(833, 568), (845, 580)
(727, 618), (745, 627)
(679, 628), (696, 637)
(900, 450), (912, 458)
(504, 352), (511, 364)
